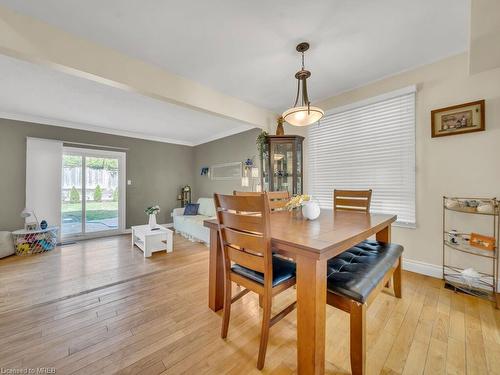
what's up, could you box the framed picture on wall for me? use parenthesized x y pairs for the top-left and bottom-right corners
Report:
(431, 100), (485, 138)
(210, 162), (242, 180)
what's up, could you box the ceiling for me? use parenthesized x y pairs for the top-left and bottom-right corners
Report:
(0, 54), (251, 146)
(0, 0), (468, 144)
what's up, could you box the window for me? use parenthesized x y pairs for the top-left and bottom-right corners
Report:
(307, 87), (416, 226)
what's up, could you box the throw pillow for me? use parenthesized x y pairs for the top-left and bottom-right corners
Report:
(183, 203), (200, 216)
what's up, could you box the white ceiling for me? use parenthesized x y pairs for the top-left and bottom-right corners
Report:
(0, 1), (468, 145)
(0, 0), (468, 111)
(0, 54), (251, 146)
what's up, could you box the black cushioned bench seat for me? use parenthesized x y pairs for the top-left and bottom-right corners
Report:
(326, 240), (403, 303)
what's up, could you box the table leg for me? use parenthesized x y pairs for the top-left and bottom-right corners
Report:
(144, 236), (151, 258)
(296, 254), (327, 375)
(377, 225), (392, 288)
(208, 226), (224, 312)
(166, 231), (173, 253)
(376, 224), (391, 243)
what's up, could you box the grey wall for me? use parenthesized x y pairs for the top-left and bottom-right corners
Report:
(0, 118), (306, 232)
(193, 128), (261, 199)
(192, 125), (307, 200)
(0, 118), (193, 231)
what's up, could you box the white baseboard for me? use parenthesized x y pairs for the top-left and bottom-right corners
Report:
(402, 258), (443, 279)
(403, 257), (500, 290)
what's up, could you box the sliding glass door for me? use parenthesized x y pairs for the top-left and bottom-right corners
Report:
(61, 148), (125, 238)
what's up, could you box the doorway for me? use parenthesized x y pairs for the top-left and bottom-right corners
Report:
(61, 147), (126, 239)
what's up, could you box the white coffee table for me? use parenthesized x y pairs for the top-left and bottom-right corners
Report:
(131, 225), (173, 258)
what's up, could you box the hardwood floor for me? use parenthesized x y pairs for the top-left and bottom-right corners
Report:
(0, 234), (499, 374)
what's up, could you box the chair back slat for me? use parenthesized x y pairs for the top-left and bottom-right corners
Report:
(269, 199), (287, 211)
(267, 191), (290, 200)
(217, 194), (266, 212)
(224, 228), (266, 254)
(227, 246), (265, 273)
(220, 211), (262, 233)
(334, 189), (372, 212)
(233, 191), (261, 196)
(214, 193), (272, 281)
(267, 191), (290, 211)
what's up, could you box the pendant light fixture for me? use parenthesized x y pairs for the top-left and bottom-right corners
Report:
(282, 42), (324, 126)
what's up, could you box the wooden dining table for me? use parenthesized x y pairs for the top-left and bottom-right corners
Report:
(204, 209), (397, 374)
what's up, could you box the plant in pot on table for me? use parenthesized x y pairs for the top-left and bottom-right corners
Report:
(145, 205), (160, 229)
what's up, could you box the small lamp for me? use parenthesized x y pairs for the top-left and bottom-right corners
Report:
(20, 208), (39, 229)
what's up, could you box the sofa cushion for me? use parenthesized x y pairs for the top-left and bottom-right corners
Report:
(183, 203), (200, 215)
(326, 240), (403, 303)
(198, 198), (216, 217)
(0, 231), (15, 258)
(174, 215), (208, 226)
(231, 256), (296, 287)
(173, 214), (211, 243)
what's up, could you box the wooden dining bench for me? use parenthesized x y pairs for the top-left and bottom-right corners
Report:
(326, 239), (403, 375)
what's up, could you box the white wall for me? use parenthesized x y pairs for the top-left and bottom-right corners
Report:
(26, 137), (63, 234)
(315, 53), (500, 275)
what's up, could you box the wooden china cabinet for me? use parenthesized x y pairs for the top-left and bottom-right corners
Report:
(260, 135), (304, 196)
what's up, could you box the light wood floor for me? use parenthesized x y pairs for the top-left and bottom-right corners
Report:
(0, 234), (499, 374)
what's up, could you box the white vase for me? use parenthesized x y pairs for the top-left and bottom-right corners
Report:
(302, 200), (321, 220)
(148, 214), (157, 229)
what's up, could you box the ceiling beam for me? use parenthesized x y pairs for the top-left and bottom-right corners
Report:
(469, 0), (500, 75)
(0, 5), (276, 130)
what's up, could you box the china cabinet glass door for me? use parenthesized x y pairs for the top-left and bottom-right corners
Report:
(261, 135), (304, 196)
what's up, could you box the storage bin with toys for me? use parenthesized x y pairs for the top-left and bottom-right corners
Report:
(11, 227), (58, 256)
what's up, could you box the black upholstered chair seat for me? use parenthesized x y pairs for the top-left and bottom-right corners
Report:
(232, 256), (296, 287)
(327, 240), (403, 303)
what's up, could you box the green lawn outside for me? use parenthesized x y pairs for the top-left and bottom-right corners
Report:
(62, 201), (118, 221)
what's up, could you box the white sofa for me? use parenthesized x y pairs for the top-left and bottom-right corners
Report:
(173, 197), (216, 244)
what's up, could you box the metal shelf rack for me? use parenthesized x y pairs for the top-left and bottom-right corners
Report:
(442, 196), (499, 308)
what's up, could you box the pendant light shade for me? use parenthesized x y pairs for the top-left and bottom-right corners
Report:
(282, 105), (324, 126)
(282, 42), (324, 126)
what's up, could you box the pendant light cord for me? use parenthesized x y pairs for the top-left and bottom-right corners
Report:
(292, 51), (308, 108)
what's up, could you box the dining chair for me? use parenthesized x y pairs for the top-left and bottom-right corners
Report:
(233, 190), (291, 211)
(328, 188), (403, 375)
(214, 193), (297, 370)
(333, 189), (372, 212)
(267, 191), (290, 211)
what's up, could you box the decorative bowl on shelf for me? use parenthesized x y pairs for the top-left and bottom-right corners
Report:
(460, 268), (481, 288)
(477, 203), (494, 214)
(445, 198), (460, 210)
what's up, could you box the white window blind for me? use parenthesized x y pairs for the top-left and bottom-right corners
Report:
(307, 90), (416, 226)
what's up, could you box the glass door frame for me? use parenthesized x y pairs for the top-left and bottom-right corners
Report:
(61, 147), (126, 240)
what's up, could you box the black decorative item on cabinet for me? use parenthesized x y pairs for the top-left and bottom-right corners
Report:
(260, 135), (304, 196)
